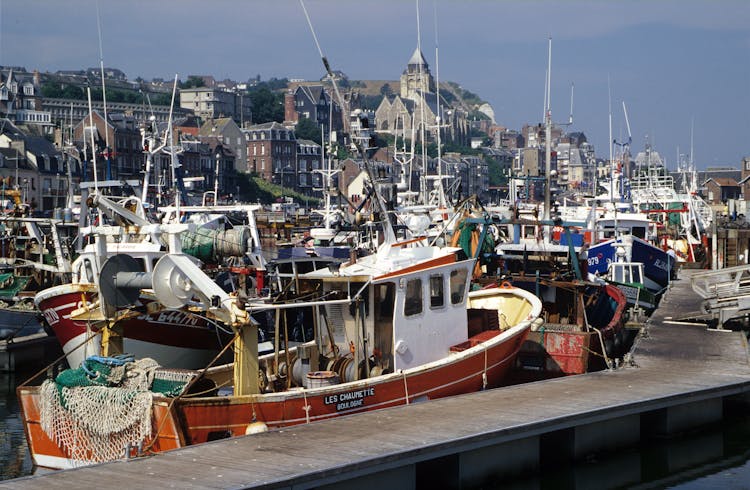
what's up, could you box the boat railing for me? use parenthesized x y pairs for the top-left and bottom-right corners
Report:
(691, 264), (750, 328)
(690, 264), (750, 300)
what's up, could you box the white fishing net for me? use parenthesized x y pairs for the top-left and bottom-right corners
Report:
(39, 357), (162, 466)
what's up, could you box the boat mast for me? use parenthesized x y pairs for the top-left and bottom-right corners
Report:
(415, 0), (428, 205)
(314, 100), (340, 232)
(690, 117), (695, 192)
(543, 37), (552, 221)
(65, 102), (75, 209)
(95, 0), (112, 181)
(622, 100), (632, 200)
(300, 0), (396, 248)
(86, 87), (99, 193)
(166, 74), (181, 214)
(433, 3), (446, 208)
(608, 76), (617, 232)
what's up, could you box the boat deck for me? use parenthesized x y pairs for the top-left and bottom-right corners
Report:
(5, 270), (750, 489)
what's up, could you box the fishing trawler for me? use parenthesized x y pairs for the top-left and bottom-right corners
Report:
(34, 194), (267, 370)
(18, 206), (543, 469)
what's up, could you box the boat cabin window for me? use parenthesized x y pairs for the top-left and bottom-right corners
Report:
(376, 283), (395, 318)
(613, 266), (626, 283)
(404, 278), (423, 316)
(631, 266), (642, 283)
(613, 265), (642, 284)
(429, 274), (444, 309)
(449, 268), (468, 305)
(83, 258), (94, 283)
(632, 227), (646, 239)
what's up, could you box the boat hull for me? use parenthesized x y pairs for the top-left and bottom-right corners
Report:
(612, 282), (658, 311)
(511, 281), (628, 379)
(18, 313), (533, 469)
(175, 325), (529, 445)
(16, 388), (182, 470)
(515, 329), (600, 378)
(35, 283), (228, 369)
(20, 280), (543, 470)
(588, 237), (670, 292)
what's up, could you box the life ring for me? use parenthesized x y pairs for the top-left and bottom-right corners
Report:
(500, 281), (513, 289)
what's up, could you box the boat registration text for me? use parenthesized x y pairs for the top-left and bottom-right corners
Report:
(324, 388), (376, 411)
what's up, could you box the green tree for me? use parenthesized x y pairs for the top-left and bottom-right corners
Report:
(264, 77), (289, 91)
(487, 157), (503, 187)
(444, 141), (480, 155)
(151, 93), (173, 106)
(179, 76), (205, 89)
(247, 87), (283, 123)
(379, 83), (393, 97)
(295, 117), (322, 144)
(41, 83), (84, 100)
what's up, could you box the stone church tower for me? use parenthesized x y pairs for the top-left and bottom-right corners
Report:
(400, 47), (435, 99)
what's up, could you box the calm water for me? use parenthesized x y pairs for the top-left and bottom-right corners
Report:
(2, 371), (750, 488)
(0, 372), (33, 481)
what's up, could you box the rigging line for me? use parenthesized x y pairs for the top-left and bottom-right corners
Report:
(299, 0), (324, 64)
(95, 0), (110, 159)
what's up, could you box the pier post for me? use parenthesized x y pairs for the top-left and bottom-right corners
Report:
(234, 322), (259, 395)
(458, 437), (540, 486)
(643, 398), (723, 436)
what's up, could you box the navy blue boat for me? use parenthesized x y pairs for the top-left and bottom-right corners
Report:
(587, 235), (671, 293)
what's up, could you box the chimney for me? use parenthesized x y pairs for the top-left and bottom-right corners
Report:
(284, 91), (298, 124)
(33, 70), (40, 86)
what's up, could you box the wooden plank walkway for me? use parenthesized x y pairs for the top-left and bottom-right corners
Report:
(4, 270), (750, 489)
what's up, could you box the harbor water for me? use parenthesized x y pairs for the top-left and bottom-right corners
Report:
(1, 366), (750, 487)
(0, 372), (33, 480)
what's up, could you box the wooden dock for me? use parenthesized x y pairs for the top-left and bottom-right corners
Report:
(5, 270), (750, 489)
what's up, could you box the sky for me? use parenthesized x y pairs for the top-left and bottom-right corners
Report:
(1, 0), (748, 169)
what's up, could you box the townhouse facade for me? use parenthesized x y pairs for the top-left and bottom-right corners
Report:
(283, 84), (343, 138)
(198, 118), (247, 173)
(0, 119), (79, 211)
(296, 139), (323, 197)
(245, 122), (297, 189)
(72, 110), (143, 182)
(0, 68), (53, 134)
(180, 87), (252, 126)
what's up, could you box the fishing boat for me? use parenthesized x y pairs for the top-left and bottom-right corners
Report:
(507, 276), (628, 379)
(587, 233), (671, 294)
(34, 194), (267, 370)
(605, 260), (659, 311)
(18, 222), (542, 469)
